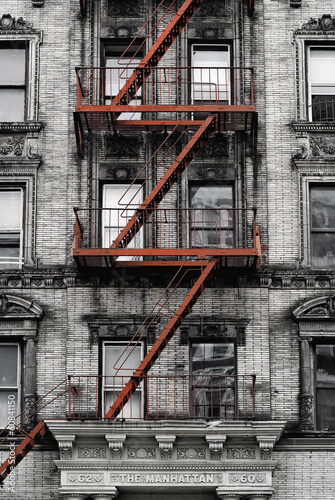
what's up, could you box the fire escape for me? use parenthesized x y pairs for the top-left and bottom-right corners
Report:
(0, 0), (259, 484)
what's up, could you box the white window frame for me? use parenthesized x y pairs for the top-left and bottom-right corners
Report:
(191, 44), (231, 107)
(102, 183), (143, 260)
(0, 30), (42, 124)
(0, 343), (21, 429)
(301, 175), (335, 269)
(0, 187), (24, 269)
(307, 46), (335, 122)
(102, 341), (144, 419)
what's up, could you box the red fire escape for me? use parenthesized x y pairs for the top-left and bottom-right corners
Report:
(0, 0), (259, 484)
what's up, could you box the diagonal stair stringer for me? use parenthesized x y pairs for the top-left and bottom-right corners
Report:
(0, 420), (48, 484)
(104, 257), (220, 419)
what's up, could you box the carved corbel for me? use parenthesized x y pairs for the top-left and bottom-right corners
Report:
(105, 434), (126, 460)
(205, 434), (226, 460)
(55, 434), (76, 460)
(155, 434), (176, 460)
(32, 0), (44, 6)
(256, 435), (277, 460)
(91, 492), (119, 500)
(290, 0), (302, 7)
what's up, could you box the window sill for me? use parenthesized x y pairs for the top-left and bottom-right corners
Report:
(0, 122), (43, 133)
(292, 121), (335, 132)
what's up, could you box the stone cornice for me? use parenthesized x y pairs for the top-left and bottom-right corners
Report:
(0, 123), (43, 133)
(292, 122), (335, 133)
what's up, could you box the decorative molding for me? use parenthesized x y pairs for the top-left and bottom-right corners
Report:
(177, 448), (206, 460)
(0, 136), (25, 157)
(299, 394), (314, 431)
(0, 293), (43, 319)
(226, 448), (255, 460)
(99, 163), (143, 181)
(155, 435), (176, 460)
(293, 295), (335, 319)
(309, 135), (335, 159)
(195, 1), (228, 17)
(105, 434), (126, 460)
(290, 0), (302, 7)
(32, 0), (44, 6)
(108, 0), (140, 17)
(292, 122), (335, 133)
(78, 447), (107, 459)
(180, 318), (249, 345)
(55, 434), (76, 460)
(0, 14), (33, 32)
(206, 435), (226, 461)
(127, 448), (156, 459)
(256, 436), (278, 460)
(105, 135), (142, 158)
(300, 15), (335, 32)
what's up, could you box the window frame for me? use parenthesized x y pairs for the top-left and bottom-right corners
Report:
(0, 342), (21, 429)
(190, 43), (232, 110)
(189, 340), (237, 419)
(314, 342), (335, 431)
(188, 182), (235, 250)
(0, 174), (36, 269)
(0, 30), (42, 125)
(300, 175), (335, 269)
(307, 45), (335, 122)
(102, 340), (145, 419)
(295, 32), (335, 123)
(0, 187), (24, 269)
(101, 40), (144, 119)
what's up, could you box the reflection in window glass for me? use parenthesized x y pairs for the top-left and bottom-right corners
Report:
(316, 345), (335, 431)
(191, 342), (235, 418)
(189, 185), (234, 248)
(310, 186), (335, 268)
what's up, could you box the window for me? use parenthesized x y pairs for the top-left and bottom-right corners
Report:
(189, 184), (234, 249)
(102, 341), (143, 418)
(191, 45), (230, 110)
(308, 47), (335, 122)
(190, 342), (236, 418)
(0, 188), (24, 269)
(103, 42), (143, 119)
(0, 43), (26, 122)
(0, 343), (20, 428)
(316, 344), (335, 431)
(310, 185), (335, 269)
(102, 183), (143, 259)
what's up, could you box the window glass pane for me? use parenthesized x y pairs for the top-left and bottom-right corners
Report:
(102, 184), (143, 258)
(0, 390), (18, 428)
(192, 45), (230, 105)
(0, 89), (25, 122)
(104, 343), (141, 384)
(311, 186), (335, 229)
(0, 345), (18, 388)
(191, 342), (235, 418)
(0, 49), (25, 85)
(189, 185), (234, 248)
(310, 49), (335, 85)
(311, 232), (335, 268)
(0, 190), (22, 230)
(316, 388), (335, 431)
(316, 345), (335, 386)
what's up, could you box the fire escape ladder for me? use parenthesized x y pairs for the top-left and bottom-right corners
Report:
(111, 113), (217, 253)
(112, 0), (204, 109)
(104, 258), (220, 419)
(0, 420), (48, 483)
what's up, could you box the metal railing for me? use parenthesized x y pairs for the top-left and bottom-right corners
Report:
(68, 374), (256, 420)
(75, 66), (254, 108)
(72, 207), (257, 252)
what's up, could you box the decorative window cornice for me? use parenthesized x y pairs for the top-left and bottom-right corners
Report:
(296, 14), (335, 34)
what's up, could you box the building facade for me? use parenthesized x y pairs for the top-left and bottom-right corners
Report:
(0, 0), (335, 499)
